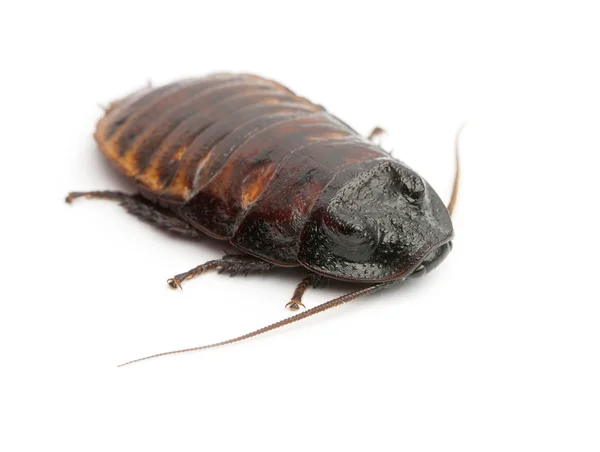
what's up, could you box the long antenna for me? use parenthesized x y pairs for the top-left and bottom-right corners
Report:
(118, 284), (384, 367)
(447, 122), (466, 217)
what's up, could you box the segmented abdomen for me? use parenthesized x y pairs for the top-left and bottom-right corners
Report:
(95, 73), (391, 263)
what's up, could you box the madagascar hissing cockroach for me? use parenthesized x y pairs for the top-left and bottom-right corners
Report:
(67, 73), (460, 366)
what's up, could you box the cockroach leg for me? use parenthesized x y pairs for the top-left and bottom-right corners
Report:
(367, 126), (386, 142)
(168, 254), (273, 289)
(168, 260), (223, 290)
(285, 274), (327, 310)
(66, 190), (126, 203)
(286, 275), (312, 310)
(66, 190), (202, 238)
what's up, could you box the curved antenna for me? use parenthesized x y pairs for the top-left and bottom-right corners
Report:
(447, 122), (466, 217)
(118, 283), (384, 367)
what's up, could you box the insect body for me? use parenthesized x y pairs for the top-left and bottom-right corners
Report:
(67, 73), (457, 365)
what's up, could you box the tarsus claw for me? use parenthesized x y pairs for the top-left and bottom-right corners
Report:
(167, 278), (182, 290)
(285, 300), (306, 311)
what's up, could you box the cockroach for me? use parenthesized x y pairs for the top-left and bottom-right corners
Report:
(67, 73), (460, 366)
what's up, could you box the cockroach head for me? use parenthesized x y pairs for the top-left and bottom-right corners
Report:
(298, 160), (453, 282)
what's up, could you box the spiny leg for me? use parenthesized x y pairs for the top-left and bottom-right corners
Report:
(66, 190), (125, 203)
(167, 254), (273, 290)
(285, 274), (327, 311)
(66, 190), (201, 238)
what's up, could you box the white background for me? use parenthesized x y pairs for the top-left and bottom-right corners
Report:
(1, 1), (599, 451)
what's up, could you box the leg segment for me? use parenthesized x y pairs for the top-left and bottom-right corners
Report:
(367, 126), (386, 142)
(66, 190), (201, 238)
(66, 190), (126, 203)
(285, 274), (327, 311)
(167, 254), (274, 289)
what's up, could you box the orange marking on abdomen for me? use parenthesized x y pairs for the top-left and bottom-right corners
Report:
(241, 163), (278, 209)
(134, 92), (312, 194)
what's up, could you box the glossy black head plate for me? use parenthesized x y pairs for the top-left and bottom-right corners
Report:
(298, 160), (453, 282)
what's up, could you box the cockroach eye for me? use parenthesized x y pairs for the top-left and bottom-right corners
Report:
(401, 175), (426, 204)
